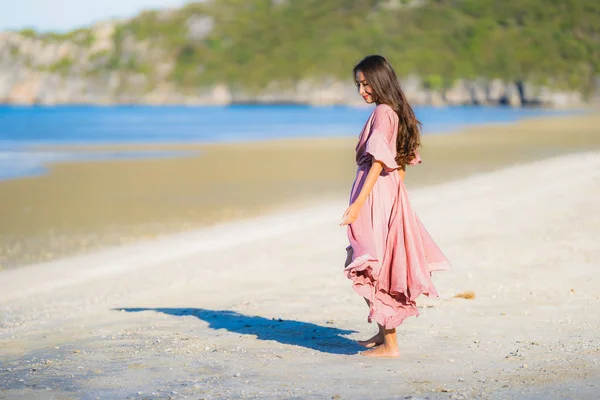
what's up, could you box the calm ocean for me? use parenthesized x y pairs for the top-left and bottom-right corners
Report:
(0, 104), (573, 180)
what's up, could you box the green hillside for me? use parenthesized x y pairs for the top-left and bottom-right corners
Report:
(17, 0), (600, 96)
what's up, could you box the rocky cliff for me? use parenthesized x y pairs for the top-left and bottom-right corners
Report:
(0, 1), (593, 108)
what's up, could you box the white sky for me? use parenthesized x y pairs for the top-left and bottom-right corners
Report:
(0, 0), (192, 32)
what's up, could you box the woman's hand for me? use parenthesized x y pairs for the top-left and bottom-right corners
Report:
(340, 202), (362, 226)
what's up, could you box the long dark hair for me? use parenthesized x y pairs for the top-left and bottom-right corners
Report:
(353, 55), (421, 167)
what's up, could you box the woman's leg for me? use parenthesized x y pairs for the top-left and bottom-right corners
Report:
(344, 247), (354, 268)
(361, 325), (400, 357)
(357, 298), (385, 348)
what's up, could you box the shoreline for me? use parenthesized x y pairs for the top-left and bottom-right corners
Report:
(1, 111), (600, 269)
(0, 106), (590, 182)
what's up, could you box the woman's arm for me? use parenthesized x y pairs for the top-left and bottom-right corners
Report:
(398, 168), (405, 182)
(340, 160), (384, 226)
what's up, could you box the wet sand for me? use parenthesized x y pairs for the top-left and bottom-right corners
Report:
(1, 112), (599, 269)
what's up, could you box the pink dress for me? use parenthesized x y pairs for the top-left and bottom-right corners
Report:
(345, 104), (451, 329)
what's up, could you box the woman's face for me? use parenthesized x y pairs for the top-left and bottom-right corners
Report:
(355, 70), (375, 104)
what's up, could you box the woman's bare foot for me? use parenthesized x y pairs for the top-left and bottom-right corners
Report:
(357, 332), (384, 348)
(360, 325), (399, 357)
(361, 343), (400, 357)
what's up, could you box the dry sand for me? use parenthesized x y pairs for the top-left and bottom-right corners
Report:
(1, 111), (599, 398)
(1, 112), (600, 269)
(0, 150), (598, 399)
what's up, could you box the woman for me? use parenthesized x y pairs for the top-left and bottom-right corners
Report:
(341, 55), (451, 357)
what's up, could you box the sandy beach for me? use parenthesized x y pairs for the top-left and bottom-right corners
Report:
(1, 112), (600, 399)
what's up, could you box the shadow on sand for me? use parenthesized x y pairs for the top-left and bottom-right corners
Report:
(117, 307), (362, 355)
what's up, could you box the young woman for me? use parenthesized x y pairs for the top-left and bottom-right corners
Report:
(341, 55), (451, 357)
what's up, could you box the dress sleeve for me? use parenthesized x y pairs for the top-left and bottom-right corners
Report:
(365, 106), (399, 172)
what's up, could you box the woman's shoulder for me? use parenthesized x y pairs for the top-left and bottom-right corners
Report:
(372, 103), (398, 121)
(375, 103), (393, 112)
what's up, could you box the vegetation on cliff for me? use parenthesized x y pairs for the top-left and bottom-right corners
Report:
(10, 0), (600, 99)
